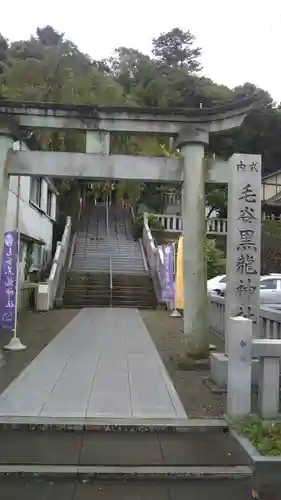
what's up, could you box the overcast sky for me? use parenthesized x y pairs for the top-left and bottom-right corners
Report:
(2, 0), (280, 102)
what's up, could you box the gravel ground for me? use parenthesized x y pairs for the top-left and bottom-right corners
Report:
(141, 309), (225, 418)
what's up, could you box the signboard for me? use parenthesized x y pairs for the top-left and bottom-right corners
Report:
(175, 235), (184, 309)
(0, 230), (18, 329)
(160, 244), (174, 302)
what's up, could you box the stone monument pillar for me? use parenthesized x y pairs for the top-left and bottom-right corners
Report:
(178, 127), (210, 357)
(225, 154), (261, 353)
(210, 153), (262, 387)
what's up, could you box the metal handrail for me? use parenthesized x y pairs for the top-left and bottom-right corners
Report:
(84, 205), (90, 256)
(106, 198), (109, 236)
(109, 256), (113, 307)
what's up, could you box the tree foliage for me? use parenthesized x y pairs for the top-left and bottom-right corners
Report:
(152, 27), (202, 72)
(204, 238), (226, 279)
(0, 23), (281, 206)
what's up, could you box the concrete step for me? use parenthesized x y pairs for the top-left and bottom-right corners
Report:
(66, 275), (152, 288)
(71, 269), (148, 275)
(75, 249), (139, 252)
(112, 284), (154, 291)
(75, 240), (140, 245)
(74, 250), (140, 253)
(66, 273), (109, 284)
(70, 202), (149, 278)
(64, 290), (110, 298)
(72, 257), (144, 263)
(71, 267), (146, 273)
(65, 284), (154, 293)
(64, 303), (155, 310)
(73, 255), (144, 261)
(0, 426), (250, 467)
(73, 252), (144, 257)
(66, 280), (110, 287)
(0, 426), (252, 499)
(71, 263), (145, 268)
(76, 237), (135, 242)
(65, 284), (110, 291)
(113, 274), (153, 285)
(64, 295), (155, 306)
(113, 289), (154, 295)
(71, 265), (145, 271)
(64, 267), (154, 308)
(0, 476), (253, 499)
(73, 256), (140, 261)
(70, 267), (110, 273)
(64, 299), (110, 308)
(76, 237), (138, 242)
(73, 258), (143, 263)
(111, 302), (156, 309)
(73, 260), (143, 265)
(74, 250), (142, 256)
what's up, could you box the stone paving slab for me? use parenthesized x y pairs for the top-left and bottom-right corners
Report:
(0, 429), (250, 466)
(0, 430), (82, 465)
(0, 308), (186, 420)
(0, 477), (253, 500)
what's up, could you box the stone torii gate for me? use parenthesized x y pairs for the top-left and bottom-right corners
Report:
(0, 98), (259, 356)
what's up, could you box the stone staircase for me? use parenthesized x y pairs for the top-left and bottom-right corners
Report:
(111, 273), (157, 308)
(0, 420), (253, 499)
(64, 272), (157, 309)
(64, 203), (157, 309)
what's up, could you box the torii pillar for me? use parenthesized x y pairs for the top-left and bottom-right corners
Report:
(176, 101), (259, 360)
(178, 127), (210, 357)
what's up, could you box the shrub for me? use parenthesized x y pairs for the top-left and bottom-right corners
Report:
(204, 238), (226, 279)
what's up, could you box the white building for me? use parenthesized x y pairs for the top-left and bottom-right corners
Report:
(163, 191), (218, 218)
(5, 142), (58, 282)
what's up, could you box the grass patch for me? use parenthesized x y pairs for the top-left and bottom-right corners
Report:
(235, 419), (281, 456)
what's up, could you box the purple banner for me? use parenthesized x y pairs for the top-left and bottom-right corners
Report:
(160, 244), (174, 301)
(0, 231), (18, 329)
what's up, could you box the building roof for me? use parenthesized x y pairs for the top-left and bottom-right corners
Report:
(20, 233), (45, 245)
(262, 191), (281, 207)
(0, 96), (258, 117)
(262, 169), (281, 181)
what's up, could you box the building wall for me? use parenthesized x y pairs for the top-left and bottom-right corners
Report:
(4, 141), (57, 282)
(164, 201), (218, 218)
(262, 172), (281, 201)
(163, 193), (218, 218)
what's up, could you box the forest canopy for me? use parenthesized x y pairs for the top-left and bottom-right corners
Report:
(0, 25), (280, 176)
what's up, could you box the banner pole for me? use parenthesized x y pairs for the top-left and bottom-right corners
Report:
(170, 243), (181, 317)
(4, 174), (26, 351)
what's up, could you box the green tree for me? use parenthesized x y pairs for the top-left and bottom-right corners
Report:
(0, 27), (124, 105)
(205, 184), (228, 218)
(204, 238), (225, 279)
(2, 23), (281, 206)
(0, 34), (8, 72)
(152, 27), (202, 72)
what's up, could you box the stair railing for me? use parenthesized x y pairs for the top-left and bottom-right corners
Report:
(142, 212), (166, 302)
(37, 216), (72, 310)
(109, 256), (113, 307)
(84, 204), (90, 256)
(106, 198), (109, 237)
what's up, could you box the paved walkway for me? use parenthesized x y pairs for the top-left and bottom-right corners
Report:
(0, 308), (186, 420)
